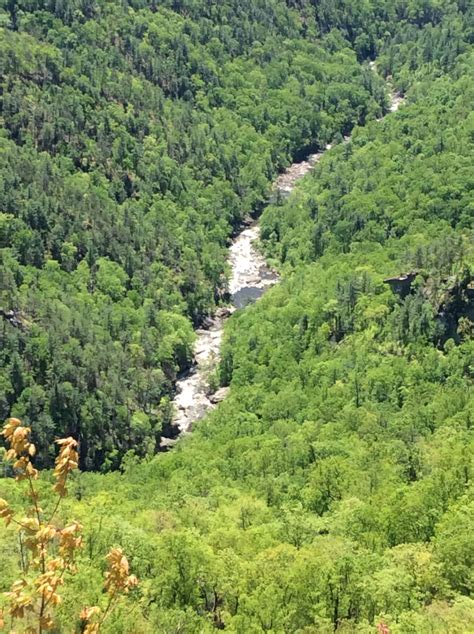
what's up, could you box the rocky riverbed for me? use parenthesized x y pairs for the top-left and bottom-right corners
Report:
(160, 153), (327, 447)
(161, 79), (405, 447)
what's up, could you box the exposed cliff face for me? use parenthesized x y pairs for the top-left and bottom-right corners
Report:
(434, 273), (474, 344)
(384, 272), (418, 299)
(385, 270), (473, 345)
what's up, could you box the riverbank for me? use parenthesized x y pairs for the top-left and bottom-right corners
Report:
(161, 77), (405, 448)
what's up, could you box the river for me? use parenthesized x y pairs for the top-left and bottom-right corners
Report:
(161, 79), (404, 448)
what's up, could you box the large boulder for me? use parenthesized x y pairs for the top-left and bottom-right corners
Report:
(209, 387), (230, 404)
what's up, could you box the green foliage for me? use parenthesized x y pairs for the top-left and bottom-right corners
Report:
(1, 0), (473, 631)
(0, 0), (384, 469)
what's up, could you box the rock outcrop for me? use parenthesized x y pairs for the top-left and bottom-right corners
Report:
(383, 272), (418, 298)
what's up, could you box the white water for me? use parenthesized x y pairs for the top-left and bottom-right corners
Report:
(161, 79), (404, 447)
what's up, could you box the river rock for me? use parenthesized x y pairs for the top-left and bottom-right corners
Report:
(201, 316), (215, 329)
(215, 306), (234, 319)
(160, 436), (179, 449)
(209, 387), (230, 404)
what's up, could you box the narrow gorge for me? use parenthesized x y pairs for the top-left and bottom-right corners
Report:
(163, 77), (404, 447)
(2, 3), (472, 631)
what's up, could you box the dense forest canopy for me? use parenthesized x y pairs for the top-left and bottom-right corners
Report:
(0, 0), (473, 632)
(1, 1), (470, 469)
(0, 0), (392, 470)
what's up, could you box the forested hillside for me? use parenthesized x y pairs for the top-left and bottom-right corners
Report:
(0, 0), (390, 470)
(0, 1), (473, 632)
